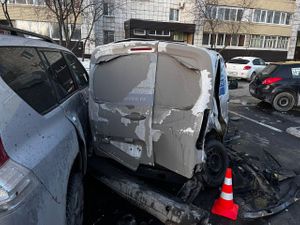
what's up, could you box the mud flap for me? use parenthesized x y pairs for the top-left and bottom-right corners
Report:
(88, 156), (210, 225)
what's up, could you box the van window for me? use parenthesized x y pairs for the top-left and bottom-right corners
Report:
(0, 47), (57, 114)
(155, 54), (200, 108)
(93, 55), (152, 104)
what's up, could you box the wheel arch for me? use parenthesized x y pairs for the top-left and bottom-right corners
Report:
(271, 89), (297, 105)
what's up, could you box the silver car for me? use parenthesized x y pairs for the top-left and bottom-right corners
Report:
(0, 28), (89, 225)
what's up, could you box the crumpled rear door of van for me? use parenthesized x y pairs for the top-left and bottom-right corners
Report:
(89, 53), (157, 170)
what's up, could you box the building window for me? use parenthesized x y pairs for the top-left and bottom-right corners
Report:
(8, 0), (45, 5)
(173, 32), (184, 41)
(208, 6), (244, 22)
(253, 9), (292, 25)
(133, 29), (146, 36)
(205, 5), (217, 19)
(202, 32), (245, 47)
(170, 8), (179, 21)
(148, 30), (170, 36)
(253, 9), (261, 22)
(250, 35), (289, 49)
(202, 33), (210, 45)
(104, 31), (114, 44)
(104, 3), (114, 16)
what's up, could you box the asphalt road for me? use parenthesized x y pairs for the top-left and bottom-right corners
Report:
(83, 80), (300, 225)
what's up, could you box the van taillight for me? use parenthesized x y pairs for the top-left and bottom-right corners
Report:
(130, 48), (152, 51)
(0, 137), (9, 166)
(243, 66), (251, 70)
(262, 77), (283, 85)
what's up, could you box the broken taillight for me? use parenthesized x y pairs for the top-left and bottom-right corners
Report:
(262, 77), (283, 85)
(243, 66), (251, 70)
(0, 137), (9, 167)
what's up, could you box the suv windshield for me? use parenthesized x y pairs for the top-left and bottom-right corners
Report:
(227, 59), (249, 64)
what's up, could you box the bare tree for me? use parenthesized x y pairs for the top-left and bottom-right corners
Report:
(80, 0), (118, 60)
(1, 0), (14, 27)
(193, 0), (255, 51)
(43, 0), (125, 60)
(44, 0), (87, 47)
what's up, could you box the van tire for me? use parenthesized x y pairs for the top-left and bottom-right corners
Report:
(203, 140), (229, 187)
(272, 92), (295, 112)
(66, 171), (84, 225)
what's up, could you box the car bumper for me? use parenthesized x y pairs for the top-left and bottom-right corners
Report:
(0, 184), (65, 225)
(249, 83), (273, 104)
(227, 70), (251, 79)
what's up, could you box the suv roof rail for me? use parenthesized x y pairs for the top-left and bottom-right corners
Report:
(0, 25), (56, 44)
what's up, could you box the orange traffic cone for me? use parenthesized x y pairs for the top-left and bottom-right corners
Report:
(211, 168), (239, 220)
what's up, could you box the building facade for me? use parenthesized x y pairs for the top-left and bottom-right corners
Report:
(201, 0), (296, 61)
(1, 0), (299, 61)
(0, 0), (83, 56)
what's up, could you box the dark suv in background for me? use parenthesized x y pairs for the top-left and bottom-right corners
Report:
(249, 62), (300, 112)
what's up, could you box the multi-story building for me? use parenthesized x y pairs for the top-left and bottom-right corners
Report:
(0, 0), (83, 56)
(91, 0), (199, 51)
(91, 0), (298, 61)
(1, 0), (299, 61)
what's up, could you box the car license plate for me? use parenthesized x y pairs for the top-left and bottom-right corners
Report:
(229, 72), (237, 76)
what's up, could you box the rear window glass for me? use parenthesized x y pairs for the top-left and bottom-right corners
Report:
(93, 54), (152, 104)
(260, 64), (293, 79)
(0, 47), (57, 114)
(259, 64), (279, 79)
(227, 59), (249, 64)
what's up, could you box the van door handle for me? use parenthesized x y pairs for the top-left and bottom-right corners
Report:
(124, 112), (146, 121)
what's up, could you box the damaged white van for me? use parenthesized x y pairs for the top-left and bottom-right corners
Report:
(89, 40), (229, 188)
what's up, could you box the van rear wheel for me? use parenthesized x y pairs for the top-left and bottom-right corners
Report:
(203, 140), (229, 187)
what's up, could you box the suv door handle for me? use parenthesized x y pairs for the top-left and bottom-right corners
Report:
(124, 112), (146, 121)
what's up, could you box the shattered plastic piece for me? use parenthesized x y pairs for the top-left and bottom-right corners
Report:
(230, 116), (241, 121)
(243, 181), (300, 218)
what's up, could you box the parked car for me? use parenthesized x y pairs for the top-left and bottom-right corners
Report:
(226, 56), (266, 81)
(249, 61), (300, 112)
(89, 40), (230, 187)
(0, 26), (89, 224)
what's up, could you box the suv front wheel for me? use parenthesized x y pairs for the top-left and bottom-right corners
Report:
(272, 92), (295, 112)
